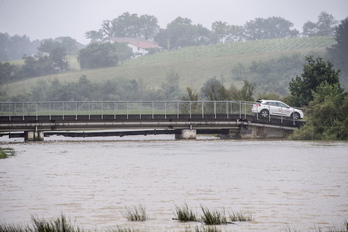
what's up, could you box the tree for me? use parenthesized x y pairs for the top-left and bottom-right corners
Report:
(166, 17), (211, 49)
(302, 12), (338, 37)
(87, 12), (160, 41)
(201, 77), (229, 101)
(37, 39), (61, 54)
(0, 33), (38, 61)
(327, 17), (348, 77)
(0, 62), (19, 83)
(230, 80), (254, 101)
(243, 17), (299, 40)
(49, 47), (69, 71)
(289, 56), (342, 106)
(160, 70), (181, 100)
(290, 82), (348, 140)
(78, 42), (118, 69)
(210, 21), (243, 44)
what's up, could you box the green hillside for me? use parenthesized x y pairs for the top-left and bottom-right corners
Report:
(4, 37), (335, 97)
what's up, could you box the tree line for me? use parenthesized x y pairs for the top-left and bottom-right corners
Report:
(87, 11), (338, 49)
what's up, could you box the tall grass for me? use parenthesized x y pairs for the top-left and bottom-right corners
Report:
(0, 215), (82, 232)
(228, 211), (253, 222)
(123, 204), (147, 221)
(200, 206), (227, 225)
(175, 204), (198, 222)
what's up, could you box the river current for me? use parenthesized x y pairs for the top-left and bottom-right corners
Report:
(0, 135), (347, 232)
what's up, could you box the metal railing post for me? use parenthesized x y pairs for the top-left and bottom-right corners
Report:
(214, 101), (216, 119)
(189, 101), (192, 119)
(202, 101), (204, 119)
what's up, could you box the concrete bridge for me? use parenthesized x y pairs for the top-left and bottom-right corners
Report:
(0, 101), (305, 141)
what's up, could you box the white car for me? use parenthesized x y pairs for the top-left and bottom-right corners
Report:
(251, 100), (304, 120)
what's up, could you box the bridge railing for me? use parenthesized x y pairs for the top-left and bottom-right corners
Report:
(0, 101), (254, 119)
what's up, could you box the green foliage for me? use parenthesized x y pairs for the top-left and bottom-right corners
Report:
(174, 204), (197, 222)
(246, 53), (305, 95)
(201, 78), (230, 101)
(228, 211), (253, 222)
(328, 17), (348, 81)
(230, 80), (254, 101)
(201, 78), (254, 101)
(123, 204), (147, 221)
(303, 12), (338, 37)
(0, 147), (15, 159)
(160, 70), (181, 100)
(0, 33), (38, 61)
(86, 12), (160, 42)
(289, 56), (342, 106)
(182, 87), (199, 101)
(78, 42), (118, 69)
(243, 17), (299, 40)
(290, 82), (348, 140)
(200, 206), (227, 225)
(0, 62), (20, 83)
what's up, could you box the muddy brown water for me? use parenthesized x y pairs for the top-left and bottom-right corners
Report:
(1, 135), (347, 231)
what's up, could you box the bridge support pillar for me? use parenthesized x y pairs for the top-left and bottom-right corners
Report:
(175, 129), (197, 140)
(25, 131), (44, 141)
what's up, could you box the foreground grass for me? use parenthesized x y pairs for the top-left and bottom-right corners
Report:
(0, 214), (347, 232)
(122, 204), (147, 221)
(0, 147), (15, 159)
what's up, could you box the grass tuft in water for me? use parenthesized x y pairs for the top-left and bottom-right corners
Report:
(123, 204), (147, 221)
(0, 147), (15, 159)
(107, 227), (139, 232)
(175, 204), (198, 222)
(228, 211), (253, 222)
(30, 214), (82, 232)
(200, 206), (227, 225)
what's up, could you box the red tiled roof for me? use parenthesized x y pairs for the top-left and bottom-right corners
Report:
(108, 37), (163, 49)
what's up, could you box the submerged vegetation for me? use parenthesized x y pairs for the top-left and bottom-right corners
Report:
(122, 204), (147, 221)
(0, 214), (346, 232)
(0, 147), (15, 159)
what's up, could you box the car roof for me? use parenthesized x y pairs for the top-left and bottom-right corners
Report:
(257, 99), (281, 103)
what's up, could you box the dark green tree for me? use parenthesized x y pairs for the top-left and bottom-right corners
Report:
(289, 56), (342, 106)
(166, 17), (211, 49)
(201, 77), (229, 101)
(327, 17), (348, 78)
(78, 42), (118, 69)
(37, 39), (61, 54)
(160, 70), (181, 100)
(0, 62), (20, 83)
(243, 17), (299, 40)
(290, 82), (348, 140)
(49, 47), (69, 71)
(230, 80), (254, 101)
(87, 12), (160, 41)
(302, 12), (338, 37)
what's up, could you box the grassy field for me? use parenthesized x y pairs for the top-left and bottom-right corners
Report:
(4, 37), (335, 97)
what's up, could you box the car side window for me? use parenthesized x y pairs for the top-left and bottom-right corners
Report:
(278, 103), (288, 108)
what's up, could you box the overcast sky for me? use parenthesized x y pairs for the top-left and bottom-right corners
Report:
(0, 0), (347, 44)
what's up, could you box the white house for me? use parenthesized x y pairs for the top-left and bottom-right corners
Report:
(108, 37), (164, 57)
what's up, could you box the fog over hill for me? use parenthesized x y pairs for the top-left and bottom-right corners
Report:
(0, 0), (347, 44)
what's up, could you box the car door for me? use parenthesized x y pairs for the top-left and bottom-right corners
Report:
(268, 102), (280, 116)
(277, 102), (291, 117)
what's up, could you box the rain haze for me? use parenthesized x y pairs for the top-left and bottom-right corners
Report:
(0, 0), (347, 44)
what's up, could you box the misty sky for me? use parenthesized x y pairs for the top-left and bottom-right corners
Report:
(0, 0), (347, 44)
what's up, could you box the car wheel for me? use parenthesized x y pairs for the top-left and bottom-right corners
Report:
(260, 109), (269, 118)
(291, 112), (300, 120)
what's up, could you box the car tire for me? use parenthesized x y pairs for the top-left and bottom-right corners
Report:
(291, 112), (300, 120)
(260, 109), (269, 118)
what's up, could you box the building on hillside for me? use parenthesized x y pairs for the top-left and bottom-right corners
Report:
(108, 37), (164, 57)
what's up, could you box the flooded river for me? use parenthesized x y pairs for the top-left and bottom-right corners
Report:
(0, 135), (347, 231)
